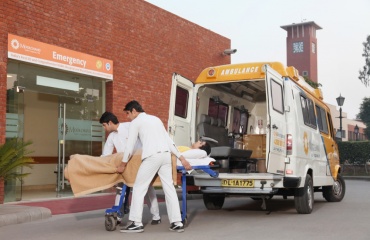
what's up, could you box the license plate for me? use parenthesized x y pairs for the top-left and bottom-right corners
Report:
(221, 179), (254, 188)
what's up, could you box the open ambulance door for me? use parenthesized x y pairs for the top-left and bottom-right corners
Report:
(168, 73), (194, 147)
(265, 65), (287, 175)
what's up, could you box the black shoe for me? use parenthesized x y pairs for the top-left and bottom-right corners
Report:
(151, 219), (161, 225)
(169, 223), (184, 233)
(120, 222), (144, 233)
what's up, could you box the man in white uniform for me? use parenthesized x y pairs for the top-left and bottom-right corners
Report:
(99, 112), (161, 225)
(117, 101), (192, 233)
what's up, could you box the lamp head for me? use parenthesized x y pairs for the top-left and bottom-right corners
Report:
(354, 124), (359, 134)
(336, 94), (345, 107)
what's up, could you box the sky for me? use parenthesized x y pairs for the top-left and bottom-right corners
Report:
(146, 0), (370, 119)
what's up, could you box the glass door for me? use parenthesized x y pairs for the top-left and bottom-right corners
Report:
(5, 71), (25, 202)
(7, 61), (105, 198)
(57, 94), (104, 193)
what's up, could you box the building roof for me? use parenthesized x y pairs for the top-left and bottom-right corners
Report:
(280, 21), (322, 31)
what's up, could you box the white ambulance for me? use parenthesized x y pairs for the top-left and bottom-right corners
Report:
(168, 62), (345, 214)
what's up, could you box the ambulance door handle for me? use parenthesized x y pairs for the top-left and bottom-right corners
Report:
(272, 124), (278, 129)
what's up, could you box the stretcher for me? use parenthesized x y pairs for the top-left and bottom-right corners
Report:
(104, 165), (218, 231)
(177, 165), (218, 222)
(104, 184), (130, 231)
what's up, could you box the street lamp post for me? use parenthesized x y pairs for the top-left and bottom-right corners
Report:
(336, 94), (345, 141)
(354, 124), (359, 141)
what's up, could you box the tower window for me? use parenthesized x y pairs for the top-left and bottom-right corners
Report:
(312, 42), (316, 53)
(302, 71), (308, 76)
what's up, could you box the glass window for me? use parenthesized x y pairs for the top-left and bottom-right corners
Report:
(174, 86), (189, 118)
(300, 95), (317, 129)
(315, 105), (328, 134)
(232, 108), (241, 133)
(208, 98), (229, 125)
(218, 103), (229, 124)
(208, 98), (218, 119)
(301, 96), (309, 125)
(307, 98), (316, 128)
(232, 107), (249, 134)
(271, 79), (284, 114)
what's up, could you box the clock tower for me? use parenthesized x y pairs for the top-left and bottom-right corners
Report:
(281, 21), (322, 83)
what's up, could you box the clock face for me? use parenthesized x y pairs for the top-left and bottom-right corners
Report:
(293, 41), (304, 53)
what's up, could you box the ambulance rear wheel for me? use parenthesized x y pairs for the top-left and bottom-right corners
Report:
(105, 215), (117, 231)
(322, 174), (345, 202)
(294, 174), (313, 214)
(203, 194), (225, 210)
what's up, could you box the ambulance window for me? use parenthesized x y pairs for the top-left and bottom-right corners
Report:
(307, 99), (317, 128)
(232, 108), (241, 133)
(316, 105), (329, 134)
(174, 86), (188, 118)
(300, 95), (317, 129)
(327, 112), (335, 138)
(270, 79), (284, 114)
(231, 107), (249, 134)
(208, 98), (229, 125)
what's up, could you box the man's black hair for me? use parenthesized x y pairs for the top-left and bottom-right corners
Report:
(99, 111), (119, 124)
(200, 142), (211, 155)
(124, 100), (145, 113)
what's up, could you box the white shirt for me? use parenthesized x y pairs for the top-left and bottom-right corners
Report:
(122, 112), (182, 162)
(102, 122), (141, 156)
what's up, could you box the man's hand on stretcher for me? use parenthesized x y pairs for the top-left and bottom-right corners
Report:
(179, 156), (192, 171)
(117, 162), (127, 174)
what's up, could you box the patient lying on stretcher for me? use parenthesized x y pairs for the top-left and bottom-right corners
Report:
(177, 140), (215, 166)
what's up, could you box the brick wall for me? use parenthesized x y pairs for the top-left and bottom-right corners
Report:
(0, 0), (230, 142)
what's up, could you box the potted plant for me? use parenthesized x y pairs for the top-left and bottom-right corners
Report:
(0, 138), (34, 204)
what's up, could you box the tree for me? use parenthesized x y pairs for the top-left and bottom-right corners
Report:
(357, 97), (370, 139)
(303, 76), (322, 89)
(359, 35), (370, 87)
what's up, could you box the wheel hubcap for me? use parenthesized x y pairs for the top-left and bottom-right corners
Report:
(307, 184), (313, 208)
(333, 181), (342, 196)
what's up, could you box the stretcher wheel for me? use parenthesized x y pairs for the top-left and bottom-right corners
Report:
(105, 215), (117, 231)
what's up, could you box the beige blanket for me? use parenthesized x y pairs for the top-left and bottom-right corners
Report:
(64, 152), (177, 197)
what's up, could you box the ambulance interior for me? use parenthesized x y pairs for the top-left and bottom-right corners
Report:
(195, 80), (268, 173)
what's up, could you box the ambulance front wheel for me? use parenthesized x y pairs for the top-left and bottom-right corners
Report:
(105, 215), (117, 231)
(203, 194), (225, 210)
(322, 174), (345, 202)
(294, 174), (314, 214)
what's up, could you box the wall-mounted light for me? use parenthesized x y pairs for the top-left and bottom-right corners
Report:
(223, 49), (237, 56)
(16, 86), (25, 93)
(354, 124), (359, 141)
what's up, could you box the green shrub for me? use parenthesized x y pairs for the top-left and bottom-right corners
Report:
(0, 138), (34, 181)
(337, 141), (370, 165)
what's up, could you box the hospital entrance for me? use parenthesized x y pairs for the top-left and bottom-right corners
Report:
(5, 61), (105, 202)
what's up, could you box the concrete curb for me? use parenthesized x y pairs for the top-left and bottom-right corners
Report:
(343, 176), (370, 180)
(0, 205), (51, 227)
(0, 188), (200, 228)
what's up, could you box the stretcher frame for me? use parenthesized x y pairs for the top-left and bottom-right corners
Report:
(104, 165), (218, 231)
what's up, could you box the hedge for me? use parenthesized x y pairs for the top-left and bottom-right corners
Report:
(337, 141), (370, 164)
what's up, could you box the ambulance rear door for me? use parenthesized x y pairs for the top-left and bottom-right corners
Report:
(168, 73), (194, 147)
(265, 65), (287, 175)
